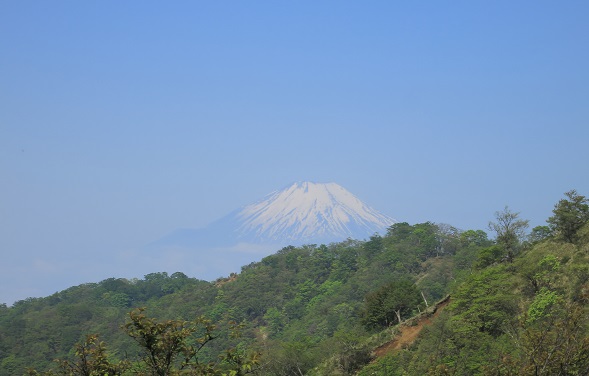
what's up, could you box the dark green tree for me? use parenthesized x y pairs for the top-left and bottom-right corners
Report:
(362, 280), (422, 329)
(460, 229), (491, 247)
(362, 234), (383, 258)
(475, 245), (506, 269)
(528, 225), (552, 243)
(547, 190), (589, 243)
(386, 222), (413, 240)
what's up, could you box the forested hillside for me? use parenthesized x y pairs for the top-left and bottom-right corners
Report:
(1, 191), (588, 375)
(359, 191), (589, 375)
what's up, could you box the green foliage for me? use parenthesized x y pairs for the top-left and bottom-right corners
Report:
(0, 355), (19, 375)
(520, 254), (562, 294)
(260, 340), (318, 376)
(262, 308), (285, 336)
(0, 274), (215, 375)
(0, 221), (497, 375)
(26, 334), (129, 376)
(488, 206), (529, 262)
(122, 307), (217, 375)
(547, 189), (589, 243)
(528, 225), (552, 243)
(409, 311), (510, 375)
(526, 288), (560, 324)
(364, 200), (589, 375)
(460, 229), (491, 247)
(104, 292), (131, 308)
(386, 222), (446, 260)
(450, 265), (517, 336)
(474, 245), (506, 268)
(356, 353), (403, 376)
(497, 302), (589, 375)
(322, 328), (372, 375)
(416, 258), (456, 302)
(28, 309), (260, 376)
(362, 280), (423, 329)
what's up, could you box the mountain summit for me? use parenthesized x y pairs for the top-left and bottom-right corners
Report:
(231, 181), (395, 244)
(146, 182), (395, 280)
(151, 182), (395, 249)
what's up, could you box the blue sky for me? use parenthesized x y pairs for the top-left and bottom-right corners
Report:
(1, 1), (588, 304)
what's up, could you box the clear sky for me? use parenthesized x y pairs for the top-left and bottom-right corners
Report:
(1, 1), (588, 304)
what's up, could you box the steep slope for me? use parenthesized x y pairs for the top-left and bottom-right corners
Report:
(373, 296), (450, 358)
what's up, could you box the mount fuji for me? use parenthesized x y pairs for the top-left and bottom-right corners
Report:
(151, 182), (395, 248)
(144, 182), (395, 280)
(233, 181), (395, 244)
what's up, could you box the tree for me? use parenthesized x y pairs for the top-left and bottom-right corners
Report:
(528, 225), (552, 243)
(261, 340), (317, 376)
(28, 309), (259, 376)
(450, 266), (517, 337)
(362, 280), (422, 329)
(488, 206), (529, 262)
(122, 307), (218, 375)
(497, 301), (589, 375)
(386, 222), (413, 240)
(435, 223), (461, 256)
(460, 229), (491, 248)
(26, 335), (128, 376)
(475, 245), (506, 269)
(547, 190), (589, 243)
(328, 329), (372, 375)
(362, 234), (383, 258)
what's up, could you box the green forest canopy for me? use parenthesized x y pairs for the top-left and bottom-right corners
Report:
(1, 190), (588, 375)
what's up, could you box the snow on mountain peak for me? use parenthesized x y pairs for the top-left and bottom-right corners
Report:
(147, 182), (397, 282)
(234, 181), (395, 243)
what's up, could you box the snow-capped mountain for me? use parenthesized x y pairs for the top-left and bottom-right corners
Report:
(150, 182), (395, 248)
(231, 182), (395, 244)
(145, 182), (395, 281)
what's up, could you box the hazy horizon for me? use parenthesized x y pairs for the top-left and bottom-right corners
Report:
(2, 1), (588, 304)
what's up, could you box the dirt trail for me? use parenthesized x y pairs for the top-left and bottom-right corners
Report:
(373, 297), (450, 358)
